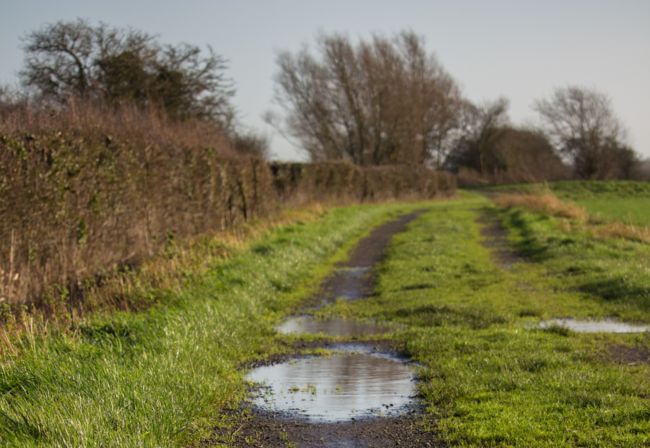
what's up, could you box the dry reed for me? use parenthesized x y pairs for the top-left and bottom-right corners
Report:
(493, 193), (588, 219)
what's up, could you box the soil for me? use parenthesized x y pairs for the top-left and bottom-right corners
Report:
(204, 407), (443, 448)
(203, 210), (442, 447)
(608, 344), (650, 366)
(475, 211), (527, 268)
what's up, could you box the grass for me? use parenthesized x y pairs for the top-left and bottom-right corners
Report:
(0, 202), (426, 447)
(535, 181), (650, 226)
(322, 197), (650, 446)
(3, 189), (650, 447)
(481, 180), (650, 226)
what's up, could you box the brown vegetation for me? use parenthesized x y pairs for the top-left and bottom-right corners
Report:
(0, 99), (455, 317)
(269, 161), (455, 204)
(494, 193), (650, 244)
(0, 99), (271, 315)
(493, 193), (587, 219)
(453, 126), (569, 185)
(268, 31), (462, 167)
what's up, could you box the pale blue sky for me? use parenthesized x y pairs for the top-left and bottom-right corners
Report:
(1, 0), (648, 160)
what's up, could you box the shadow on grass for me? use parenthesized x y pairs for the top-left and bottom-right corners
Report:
(499, 208), (650, 311)
(579, 278), (650, 309)
(394, 304), (507, 330)
(0, 410), (47, 443)
(500, 209), (553, 261)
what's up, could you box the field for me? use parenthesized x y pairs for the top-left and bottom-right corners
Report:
(487, 180), (650, 226)
(1, 184), (649, 446)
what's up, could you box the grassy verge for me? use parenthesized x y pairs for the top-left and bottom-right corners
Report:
(324, 197), (650, 446)
(0, 202), (428, 447)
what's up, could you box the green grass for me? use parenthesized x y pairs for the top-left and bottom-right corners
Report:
(543, 181), (650, 200)
(480, 180), (650, 199)
(0, 202), (425, 447)
(3, 194), (650, 447)
(544, 181), (650, 226)
(576, 198), (650, 227)
(323, 198), (650, 446)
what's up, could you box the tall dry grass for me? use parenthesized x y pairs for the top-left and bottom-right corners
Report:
(493, 193), (588, 219)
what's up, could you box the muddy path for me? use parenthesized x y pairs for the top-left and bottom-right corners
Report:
(203, 210), (445, 447)
(475, 210), (527, 269)
(205, 407), (439, 448)
(305, 211), (427, 307)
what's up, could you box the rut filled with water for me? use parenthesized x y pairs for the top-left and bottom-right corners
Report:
(247, 212), (424, 414)
(276, 316), (395, 337)
(540, 318), (650, 333)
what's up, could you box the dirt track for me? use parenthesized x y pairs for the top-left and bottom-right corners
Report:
(203, 210), (445, 447)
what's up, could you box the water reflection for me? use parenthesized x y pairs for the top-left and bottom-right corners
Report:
(277, 317), (395, 337)
(247, 354), (416, 422)
(540, 318), (650, 333)
(338, 267), (370, 277)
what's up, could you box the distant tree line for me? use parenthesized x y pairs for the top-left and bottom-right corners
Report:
(11, 22), (645, 181)
(15, 19), (269, 158)
(268, 31), (643, 182)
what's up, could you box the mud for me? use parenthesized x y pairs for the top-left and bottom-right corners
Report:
(608, 344), (650, 366)
(205, 407), (442, 448)
(306, 211), (426, 307)
(475, 211), (527, 268)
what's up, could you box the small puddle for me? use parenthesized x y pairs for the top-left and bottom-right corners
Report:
(247, 351), (416, 422)
(540, 318), (650, 333)
(338, 267), (370, 277)
(276, 317), (395, 337)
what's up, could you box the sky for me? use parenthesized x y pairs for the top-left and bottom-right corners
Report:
(1, 0), (649, 161)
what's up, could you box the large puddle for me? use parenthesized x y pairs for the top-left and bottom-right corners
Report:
(540, 318), (650, 333)
(247, 351), (417, 422)
(276, 316), (395, 337)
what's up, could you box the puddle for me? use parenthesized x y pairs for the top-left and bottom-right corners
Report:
(338, 267), (370, 277)
(247, 353), (416, 422)
(540, 318), (650, 333)
(276, 317), (395, 336)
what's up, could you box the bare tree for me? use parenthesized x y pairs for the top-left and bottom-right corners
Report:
(268, 31), (462, 166)
(20, 19), (96, 99)
(19, 19), (234, 122)
(534, 86), (635, 179)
